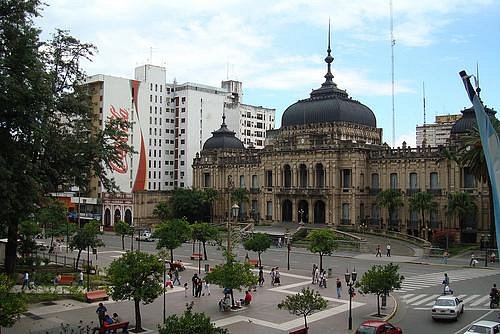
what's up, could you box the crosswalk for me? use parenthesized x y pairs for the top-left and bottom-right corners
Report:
(401, 293), (493, 308)
(396, 268), (498, 293)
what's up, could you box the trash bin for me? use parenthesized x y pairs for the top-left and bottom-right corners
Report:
(327, 268), (332, 278)
(204, 264), (210, 272)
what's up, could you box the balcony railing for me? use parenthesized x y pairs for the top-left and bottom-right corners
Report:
(369, 188), (381, 195)
(250, 187), (260, 194)
(365, 218), (382, 226)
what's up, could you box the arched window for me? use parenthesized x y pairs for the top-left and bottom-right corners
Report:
(299, 164), (307, 188)
(315, 163), (325, 188)
(283, 165), (292, 188)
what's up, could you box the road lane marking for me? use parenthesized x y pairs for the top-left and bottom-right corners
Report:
(453, 310), (494, 334)
(405, 295), (428, 303)
(470, 295), (490, 306)
(412, 294), (440, 305)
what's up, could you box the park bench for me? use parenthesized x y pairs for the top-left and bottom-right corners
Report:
(99, 321), (129, 333)
(190, 253), (203, 260)
(247, 259), (259, 267)
(56, 275), (74, 285)
(86, 289), (109, 303)
(289, 327), (308, 334)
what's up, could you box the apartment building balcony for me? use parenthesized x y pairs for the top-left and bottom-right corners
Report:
(406, 188), (421, 196)
(368, 187), (381, 195)
(250, 187), (260, 194)
(427, 188), (442, 196)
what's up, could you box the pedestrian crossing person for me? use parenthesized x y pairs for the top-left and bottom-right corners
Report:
(442, 273), (452, 294)
(386, 243), (391, 257)
(336, 277), (342, 298)
(312, 264), (317, 284)
(270, 267), (276, 286)
(375, 245), (382, 257)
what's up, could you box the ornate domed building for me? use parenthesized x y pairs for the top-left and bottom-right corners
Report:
(193, 31), (494, 243)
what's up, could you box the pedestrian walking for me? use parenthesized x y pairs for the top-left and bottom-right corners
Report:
(202, 279), (211, 296)
(442, 250), (449, 264)
(270, 267), (276, 286)
(78, 270), (84, 286)
(319, 270), (327, 288)
(96, 302), (107, 327)
(274, 267), (281, 286)
(21, 271), (30, 291)
(191, 273), (199, 296)
(195, 277), (203, 297)
(442, 273), (453, 294)
(184, 282), (188, 297)
(375, 245), (382, 257)
(312, 264), (317, 284)
(336, 277), (342, 298)
(277, 237), (282, 248)
(172, 268), (181, 285)
(386, 243), (391, 257)
(470, 253), (476, 267)
(258, 267), (265, 287)
(314, 266), (320, 286)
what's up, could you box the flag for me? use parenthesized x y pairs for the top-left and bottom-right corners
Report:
(460, 70), (500, 253)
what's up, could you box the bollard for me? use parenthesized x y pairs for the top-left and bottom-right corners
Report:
(327, 268), (332, 278)
(381, 293), (387, 309)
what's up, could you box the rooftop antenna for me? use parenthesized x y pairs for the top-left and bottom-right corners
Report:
(390, 0), (396, 147)
(475, 61), (481, 97)
(226, 61), (229, 80)
(422, 82), (427, 147)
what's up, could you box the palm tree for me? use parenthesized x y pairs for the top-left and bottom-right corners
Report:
(446, 192), (477, 246)
(231, 188), (249, 219)
(457, 119), (499, 243)
(409, 192), (438, 241)
(376, 189), (403, 231)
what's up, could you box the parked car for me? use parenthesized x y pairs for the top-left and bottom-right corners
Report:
(135, 232), (154, 242)
(464, 320), (500, 334)
(431, 295), (464, 321)
(355, 320), (402, 334)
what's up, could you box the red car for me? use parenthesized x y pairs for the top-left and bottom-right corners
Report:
(355, 320), (402, 334)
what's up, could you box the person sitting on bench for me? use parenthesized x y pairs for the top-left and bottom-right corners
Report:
(240, 290), (252, 306)
(219, 294), (231, 311)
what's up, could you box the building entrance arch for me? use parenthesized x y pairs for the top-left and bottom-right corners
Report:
(314, 200), (325, 224)
(298, 200), (309, 224)
(282, 199), (293, 222)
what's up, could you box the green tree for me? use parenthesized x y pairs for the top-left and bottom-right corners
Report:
(376, 189), (404, 230)
(107, 251), (164, 332)
(38, 198), (67, 248)
(158, 188), (210, 222)
(307, 229), (338, 271)
(0, 2), (133, 274)
(153, 218), (191, 262)
(243, 233), (271, 267)
(356, 263), (405, 316)
(0, 274), (27, 332)
(153, 201), (171, 221)
(277, 287), (328, 330)
(205, 253), (258, 307)
(69, 220), (104, 269)
(159, 302), (228, 334)
(114, 220), (134, 250)
(409, 192), (437, 240)
(18, 219), (41, 259)
(231, 188), (249, 218)
(191, 222), (219, 260)
(446, 192), (477, 242)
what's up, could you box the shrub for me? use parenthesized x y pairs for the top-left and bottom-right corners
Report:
(432, 230), (457, 249)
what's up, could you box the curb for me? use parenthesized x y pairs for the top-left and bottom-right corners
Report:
(383, 294), (398, 322)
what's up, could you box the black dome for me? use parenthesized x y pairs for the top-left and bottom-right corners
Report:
(451, 106), (496, 135)
(281, 26), (376, 128)
(203, 116), (245, 150)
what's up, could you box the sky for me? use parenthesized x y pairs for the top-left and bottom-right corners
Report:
(36, 0), (500, 147)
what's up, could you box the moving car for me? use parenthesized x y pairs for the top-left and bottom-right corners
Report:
(355, 320), (402, 334)
(135, 232), (154, 242)
(464, 320), (500, 334)
(431, 295), (464, 321)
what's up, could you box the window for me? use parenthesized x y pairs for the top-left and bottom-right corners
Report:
(409, 173), (418, 189)
(181, 118), (185, 123)
(371, 204), (380, 218)
(360, 173), (365, 189)
(181, 97), (186, 103)
(203, 173), (211, 187)
(265, 170), (273, 187)
(299, 164), (307, 188)
(430, 172), (439, 189)
(463, 167), (475, 188)
(266, 201), (273, 218)
(342, 203), (350, 220)
(341, 169), (351, 189)
(239, 175), (245, 187)
(283, 165), (292, 188)
(390, 173), (398, 189)
(371, 173), (379, 189)
(252, 175), (258, 188)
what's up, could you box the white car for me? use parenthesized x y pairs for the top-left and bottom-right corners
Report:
(464, 320), (500, 334)
(431, 295), (464, 321)
(135, 232), (154, 242)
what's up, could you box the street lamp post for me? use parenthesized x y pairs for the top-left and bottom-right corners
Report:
(482, 234), (490, 267)
(227, 204), (239, 256)
(163, 259), (167, 324)
(287, 243), (291, 271)
(345, 268), (358, 330)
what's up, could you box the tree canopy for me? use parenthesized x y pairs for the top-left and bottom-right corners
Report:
(307, 229), (338, 270)
(376, 189), (404, 230)
(446, 192), (477, 223)
(191, 222), (219, 260)
(107, 251), (164, 331)
(0, 273), (27, 330)
(154, 188), (212, 223)
(205, 253), (257, 306)
(0, 1), (133, 274)
(18, 219), (41, 259)
(69, 220), (104, 269)
(159, 302), (228, 334)
(153, 218), (191, 262)
(409, 192), (437, 240)
(277, 287), (328, 330)
(356, 263), (404, 316)
(114, 220), (134, 250)
(243, 233), (271, 267)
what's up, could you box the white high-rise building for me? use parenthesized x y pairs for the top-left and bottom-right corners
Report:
(416, 114), (462, 147)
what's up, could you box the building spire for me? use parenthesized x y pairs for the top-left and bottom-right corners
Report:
(322, 18), (334, 87)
